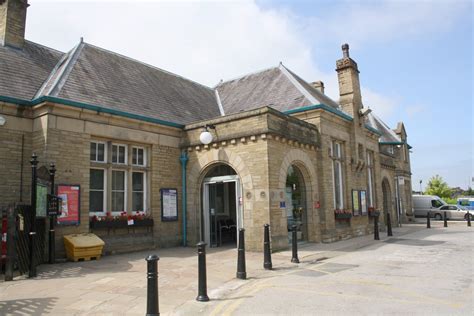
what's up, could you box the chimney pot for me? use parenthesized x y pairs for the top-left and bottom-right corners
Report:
(342, 43), (350, 58)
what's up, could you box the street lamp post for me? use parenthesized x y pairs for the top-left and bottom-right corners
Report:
(419, 180), (422, 195)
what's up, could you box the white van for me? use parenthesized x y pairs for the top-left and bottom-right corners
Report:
(412, 195), (447, 219)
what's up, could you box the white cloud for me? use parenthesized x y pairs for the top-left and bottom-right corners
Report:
(25, 0), (467, 119)
(307, 0), (470, 49)
(26, 0), (317, 87)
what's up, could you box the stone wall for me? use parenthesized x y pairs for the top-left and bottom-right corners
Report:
(0, 105), (32, 206)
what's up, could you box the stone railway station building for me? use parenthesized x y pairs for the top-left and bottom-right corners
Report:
(0, 0), (413, 257)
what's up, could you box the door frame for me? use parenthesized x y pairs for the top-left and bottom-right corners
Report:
(202, 175), (242, 246)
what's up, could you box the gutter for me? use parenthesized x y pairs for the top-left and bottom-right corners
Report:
(0, 94), (184, 129)
(364, 124), (382, 136)
(284, 103), (354, 122)
(179, 151), (189, 247)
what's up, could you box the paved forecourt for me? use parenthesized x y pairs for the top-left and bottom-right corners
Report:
(0, 221), (470, 315)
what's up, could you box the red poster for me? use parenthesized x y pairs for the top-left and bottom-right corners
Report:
(57, 185), (80, 225)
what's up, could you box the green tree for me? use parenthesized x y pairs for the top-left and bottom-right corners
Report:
(425, 175), (452, 199)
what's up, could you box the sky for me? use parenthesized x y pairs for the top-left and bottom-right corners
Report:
(24, 0), (473, 191)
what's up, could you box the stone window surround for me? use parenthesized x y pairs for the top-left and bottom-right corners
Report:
(331, 139), (345, 210)
(89, 140), (150, 216)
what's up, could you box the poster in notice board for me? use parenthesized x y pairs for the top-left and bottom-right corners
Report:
(36, 183), (48, 217)
(57, 184), (80, 225)
(161, 188), (178, 221)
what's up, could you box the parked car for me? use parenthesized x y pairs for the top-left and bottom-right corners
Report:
(457, 197), (474, 210)
(413, 195), (447, 218)
(437, 205), (473, 221)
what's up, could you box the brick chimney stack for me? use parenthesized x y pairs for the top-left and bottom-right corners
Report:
(0, 0), (29, 49)
(336, 43), (363, 119)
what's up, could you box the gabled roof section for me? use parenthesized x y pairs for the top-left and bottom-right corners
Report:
(281, 65), (341, 109)
(366, 112), (401, 143)
(0, 40), (64, 100)
(35, 40), (85, 98)
(216, 63), (341, 115)
(47, 42), (221, 125)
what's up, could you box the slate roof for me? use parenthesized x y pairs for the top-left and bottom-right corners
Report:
(35, 42), (221, 125)
(216, 64), (340, 115)
(366, 112), (401, 143)
(0, 39), (400, 143)
(0, 41), (63, 100)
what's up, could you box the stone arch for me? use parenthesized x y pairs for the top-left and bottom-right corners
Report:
(186, 148), (254, 244)
(277, 149), (319, 242)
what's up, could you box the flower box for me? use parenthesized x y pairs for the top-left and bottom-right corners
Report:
(132, 218), (154, 227)
(335, 213), (352, 220)
(368, 210), (381, 218)
(90, 218), (154, 229)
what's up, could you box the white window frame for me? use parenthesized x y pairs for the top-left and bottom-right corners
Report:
(111, 169), (127, 214)
(132, 146), (147, 167)
(131, 171), (147, 213)
(331, 141), (344, 210)
(90, 141), (107, 163)
(89, 168), (107, 215)
(367, 151), (374, 207)
(112, 143), (128, 165)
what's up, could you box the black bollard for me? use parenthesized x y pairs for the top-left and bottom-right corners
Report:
(263, 224), (272, 270)
(443, 211), (448, 227)
(386, 212), (393, 237)
(196, 242), (209, 302)
(145, 254), (160, 316)
(236, 228), (247, 279)
(49, 163), (56, 264)
(467, 211), (471, 227)
(29, 153), (38, 278)
(5, 206), (15, 281)
(427, 211), (431, 229)
(291, 225), (299, 263)
(374, 215), (380, 240)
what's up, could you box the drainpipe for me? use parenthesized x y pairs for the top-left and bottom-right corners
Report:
(179, 150), (189, 246)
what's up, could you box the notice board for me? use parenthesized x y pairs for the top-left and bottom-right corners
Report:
(161, 188), (178, 221)
(57, 184), (80, 225)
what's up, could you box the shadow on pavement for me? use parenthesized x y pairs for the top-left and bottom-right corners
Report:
(384, 238), (445, 246)
(0, 297), (58, 315)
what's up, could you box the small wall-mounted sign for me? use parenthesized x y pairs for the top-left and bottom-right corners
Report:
(280, 201), (286, 208)
(161, 188), (178, 222)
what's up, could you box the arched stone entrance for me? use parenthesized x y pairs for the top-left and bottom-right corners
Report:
(277, 149), (320, 245)
(285, 165), (308, 242)
(186, 148), (253, 246)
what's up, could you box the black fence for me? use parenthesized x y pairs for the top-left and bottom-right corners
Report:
(1, 204), (47, 279)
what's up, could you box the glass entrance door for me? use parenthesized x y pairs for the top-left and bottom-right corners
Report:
(202, 175), (241, 247)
